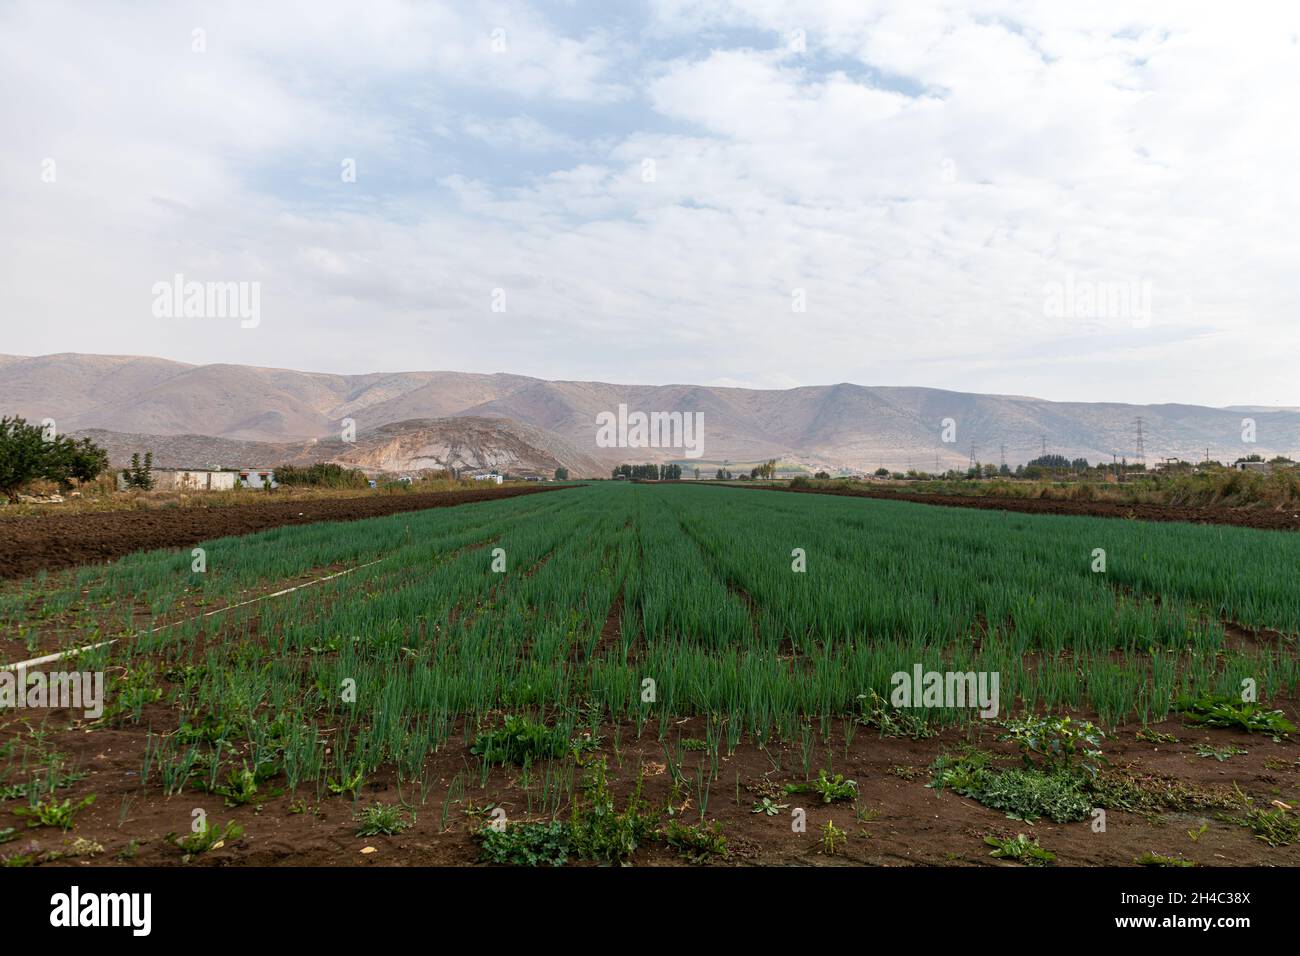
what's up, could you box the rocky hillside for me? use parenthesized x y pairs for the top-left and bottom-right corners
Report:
(9, 352), (1300, 473)
(74, 416), (602, 479)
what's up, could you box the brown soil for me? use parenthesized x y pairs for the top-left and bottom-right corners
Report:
(0, 485), (567, 581)
(2, 707), (1295, 868)
(716, 483), (1300, 531)
(4, 481), (1294, 868)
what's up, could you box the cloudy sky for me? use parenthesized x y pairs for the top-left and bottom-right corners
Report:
(2, 1), (1298, 407)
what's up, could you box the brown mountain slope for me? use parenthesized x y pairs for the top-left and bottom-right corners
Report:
(316, 417), (604, 477)
(0, 353), (193, 427)
(1, 354), (540, 443)
(8, 352), (1300, 472)
(73, 416), (603, 478)
(342, 372), (538, 428)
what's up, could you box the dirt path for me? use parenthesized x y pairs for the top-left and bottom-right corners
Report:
(0, 485), (568, 581)
(708, 482), (1300, 532)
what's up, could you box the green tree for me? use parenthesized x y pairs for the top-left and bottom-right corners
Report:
(554, 467), (569, 480)
(1028, 454), (1071, 470)
(122, 451), (156, 490)
(0, 416), (110, 501)
(46, 435), (110, 489)
(274, 463), (368, 488)
(0, 416), (48, 501)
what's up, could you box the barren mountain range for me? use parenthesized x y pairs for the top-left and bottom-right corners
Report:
(3, 353), (1298, 477)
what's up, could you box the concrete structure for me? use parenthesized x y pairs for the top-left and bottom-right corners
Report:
(1233, 460), (1272, 473)
(238, 468), (277, 489)
(473, 473), (504, 484)
(119, 469), (238, 491)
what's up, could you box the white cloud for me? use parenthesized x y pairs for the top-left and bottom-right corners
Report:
(1, 0), (1298, 408)
(460, 115), (582, 152)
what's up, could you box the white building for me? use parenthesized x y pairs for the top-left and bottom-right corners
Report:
(238, 468), (277, 488)
(1233, 460), (1272, 473)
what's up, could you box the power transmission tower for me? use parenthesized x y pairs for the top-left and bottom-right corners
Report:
(969, 441), (977, 472)
(1133, 417), (1146, 466)
(1000, 444), (1007, 470)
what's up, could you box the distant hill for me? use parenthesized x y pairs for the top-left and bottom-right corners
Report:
(74, 417), (603, 479)
(71, 428), (306, 471)
(7, 352), (1300, 475)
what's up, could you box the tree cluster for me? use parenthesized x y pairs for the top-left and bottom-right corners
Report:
(121, 452), (156, 490)
(0, 416), (109, 501)
(274, 462), (368, 488)
(612, 463), (682, 480)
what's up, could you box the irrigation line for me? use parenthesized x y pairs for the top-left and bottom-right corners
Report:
(2, 558), (387, 671)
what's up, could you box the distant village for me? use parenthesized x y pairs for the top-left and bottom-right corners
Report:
(115, 464), (539, 493)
